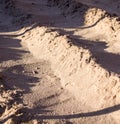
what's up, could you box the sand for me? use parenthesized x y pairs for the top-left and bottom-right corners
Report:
(0, 0), (120, 124)
(75, 0), (120, 17)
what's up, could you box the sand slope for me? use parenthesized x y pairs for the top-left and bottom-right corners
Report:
(0, 0), (120, 123)
(75, 0), (120, 16)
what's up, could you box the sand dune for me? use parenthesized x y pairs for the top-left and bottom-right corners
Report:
(0, 0), (120, 123)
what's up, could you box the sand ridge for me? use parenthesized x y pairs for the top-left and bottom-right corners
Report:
(0, 0), (120, 123)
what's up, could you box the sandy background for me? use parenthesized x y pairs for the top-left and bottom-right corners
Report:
(0, 0), (120, 124)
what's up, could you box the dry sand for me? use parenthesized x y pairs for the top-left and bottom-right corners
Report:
(75, 0), (120, 17)
(0, 0), (120, 124)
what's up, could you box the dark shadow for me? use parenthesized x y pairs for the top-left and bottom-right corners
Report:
(0, 0), (34, 32)
(37, 104), (120, 119)
(1, 64), (39, 93)
(0, 34), (39, 93)
(0, 35), (27, 63)
(77, 14), (106, 29)
(72, 38), (120, 74)
(22, 94), (71, 120)
(50, 28), (120, 74)
(0, 23), (38, 38)
(0, 34), (40, 123)
(19, 97), (120, 121)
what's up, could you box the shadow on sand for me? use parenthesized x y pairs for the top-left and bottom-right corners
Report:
(38, 104), (120, 119)
(0, 34), (39, 93)
(0, 0), (120, 122)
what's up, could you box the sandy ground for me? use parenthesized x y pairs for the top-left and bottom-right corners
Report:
(75, 0), (120, 17)
(0, 0), (120, 124)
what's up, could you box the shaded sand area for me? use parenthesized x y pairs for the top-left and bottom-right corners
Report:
(0, 0), (120, 123)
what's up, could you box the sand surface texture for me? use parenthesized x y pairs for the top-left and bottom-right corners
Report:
(0, 0), (120, 124)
